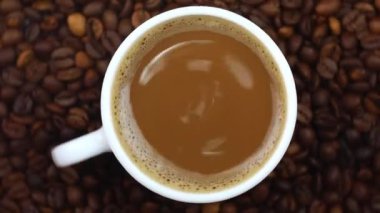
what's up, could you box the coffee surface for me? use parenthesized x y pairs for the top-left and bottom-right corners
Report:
(130, 30), (274, 174)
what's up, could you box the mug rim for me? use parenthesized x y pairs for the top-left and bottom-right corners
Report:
(101, 6), (297, 203)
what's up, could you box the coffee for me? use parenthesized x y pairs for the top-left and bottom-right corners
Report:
(131, 30), (273, 174)
(112, 16), (286, 192)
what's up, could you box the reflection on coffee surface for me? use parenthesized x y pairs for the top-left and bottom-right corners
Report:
(131, 30), (273, 174)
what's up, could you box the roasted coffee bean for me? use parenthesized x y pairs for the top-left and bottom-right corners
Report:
(369, 17), (380, 33)
(101, 31), (122, 54)
(295, 185), (312, 205)
(317, 58), (338, 79)
(1, 86), (17, 103)
(300, 46), (318, 63)
(2, 119), (27, 140)
(349, 68), (367, 81)
(360, 34), (380, 50)
(356, 168), (373, 182)
(352, 181), (369, 201)
(297, 104), (312, 124)
(46, 102), (66, 115)
(249, 10), (270, 28)
(43, 75), (65, 93)
(13, 93), (33, 115)
(87, 17), (104, 40)
(288, 34), (303, 53)
(103, 10), (118, 30)
(369, 126), (380, 148)
(341, 32), (358, 49)
(47, 186), (66, 209)
(25, 23), (40, 42)
(66, 107), (89, 130)
(66, 186), (83, 205)
(75, 51), (93, 69)
(329, 17), (341, 35)
(296, 63), (312, 81)
(62, 36), (83, 51)
(52, 47), (74, 60)
(297, 127), (316, 147)
(240, 0), (264, 5)
(56, 0), (74, 11)
(83, 1), (104, 16)
(340, 58), (363, 70)
(202, 203), (220, 213)
(250, 182), (269, 203)
(132, 9), (151, 28)
(309, 200), (326, 213)
(79, 88), (100, 102)
(353, 113), (376, 132)
(355, 146), (373, 162)
(85, 192), (100, 210)
(312, 88), (330, 107)
(342, 10), (367, 33)
(34, 39), (55, 58)
(342, 93), (361, 110)
(85, 38), (106, 59)
(96, 59), (109, 74)
(32, 0), (55, 11)
(7, 180), (29, 199)
(56, 68), (83, 82)
(354, 2), (375, 13)
(67, 80), (83, 92)
(84, 69), (100, 87)
(40, 15), (59, 32)
(319, 142), (338, 162)
(17, 49), (33, 68)
(0, 102), (7, 118)
(2, 172), (25, 187)
(0, 48), (16, 65)
(0, 198), (20, 212)
(67, 13), (86, 37)
(280, 0), (302, 9)
(54, 91), (77, 107)
(282, 10), (301, 25)
(2, 29), (22, 45)
(315, 0), (341, 16)
(312, 24), (328, 45)
(26, 60), (48, 83)
(174, 0), (193, 5)
(59, 167), (79, 184)
(5, 11), (24, 28)
(324, 165), (341, 187)
(6, 11), (24, 27)
(370, 196), (380, 212)
(320, 42), (341, 61)
(2, 67), (23, 87)
(0, 157), (12, 177)
(365, 53), (380, 70)
(50, 58), (75, 71)
(0, 0), (21, 12)
(118, 18), (133, 37)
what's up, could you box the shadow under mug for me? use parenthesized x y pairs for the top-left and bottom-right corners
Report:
(51, 6), (297, 203)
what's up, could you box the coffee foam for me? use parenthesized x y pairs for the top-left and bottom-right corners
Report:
(112, 15), (286, 192)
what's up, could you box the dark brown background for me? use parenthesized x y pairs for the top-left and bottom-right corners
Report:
(0, 0), (379, 212)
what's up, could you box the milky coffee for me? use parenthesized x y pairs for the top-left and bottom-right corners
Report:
(112, 15), (286, 192)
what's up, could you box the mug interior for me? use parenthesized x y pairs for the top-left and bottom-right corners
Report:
(101, 6), (297, 203)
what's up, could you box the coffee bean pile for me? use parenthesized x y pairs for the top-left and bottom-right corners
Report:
(0, 0), (379, 212)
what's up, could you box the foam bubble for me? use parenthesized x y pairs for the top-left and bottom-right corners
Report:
(111, 15), (287, 192)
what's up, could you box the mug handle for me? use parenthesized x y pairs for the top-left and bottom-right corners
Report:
(51, 127), (111, 167)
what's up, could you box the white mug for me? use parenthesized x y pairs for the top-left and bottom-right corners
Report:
(51, 6), (297, 203)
